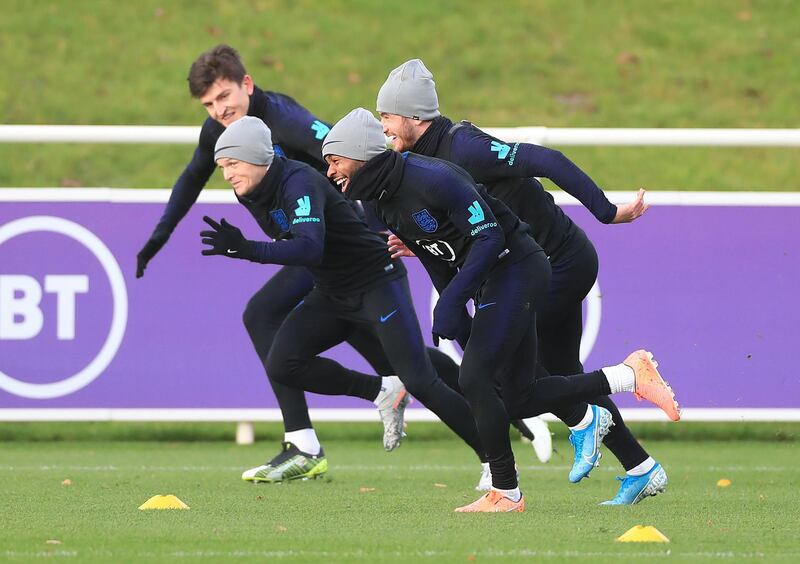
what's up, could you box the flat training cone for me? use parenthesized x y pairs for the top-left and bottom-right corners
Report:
(616, 525), (669, 543)
(138, 494), (190, 510)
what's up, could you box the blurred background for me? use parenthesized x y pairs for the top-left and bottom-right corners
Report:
(1, 0), (798, 190)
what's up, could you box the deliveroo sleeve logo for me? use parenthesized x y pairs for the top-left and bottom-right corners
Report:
(295, 196), (311, 216)
(292, 196), (321, 225)
(311, 120), (330, 140)
(467, 201), (485, 225)
(490, 141), (511, 160)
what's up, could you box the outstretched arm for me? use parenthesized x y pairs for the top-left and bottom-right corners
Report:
(453, 130), (618, 224)
(136, 133), (216, 277)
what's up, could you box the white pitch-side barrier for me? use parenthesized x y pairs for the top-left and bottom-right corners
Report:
(1, 124), (800, 146)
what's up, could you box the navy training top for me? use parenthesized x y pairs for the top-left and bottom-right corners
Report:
(236, 157), (404, 296)
(152, 86), (331, 238)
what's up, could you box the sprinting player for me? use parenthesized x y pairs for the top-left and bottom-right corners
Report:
(322, 108), (680, 513)
(375, 59), (662, 505)
(201, 116), (496, 477)
(134, 44), (461, 482)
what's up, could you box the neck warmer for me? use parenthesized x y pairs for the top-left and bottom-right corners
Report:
(344, 150), (405, 202)
(411, 116), (454, 157)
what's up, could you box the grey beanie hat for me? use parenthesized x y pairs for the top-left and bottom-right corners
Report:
(376, 59), (440, 120)
(322, 108), (387, 162)
(214, 116), (274, 166)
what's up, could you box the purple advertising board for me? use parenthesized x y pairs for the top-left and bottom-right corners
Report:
(1, 189), (798, 420)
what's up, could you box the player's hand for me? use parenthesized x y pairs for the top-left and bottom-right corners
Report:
(387, 234), (415, 259)
(136, 231), (169, 278)
(432, 301), (464, 344)
(612, 188), (649, 224)
(200, 216), (253, 259)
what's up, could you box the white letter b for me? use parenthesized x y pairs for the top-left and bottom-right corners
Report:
(0, 275), (44, 340)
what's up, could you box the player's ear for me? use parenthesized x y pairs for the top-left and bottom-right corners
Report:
(242, 75), (255, 95)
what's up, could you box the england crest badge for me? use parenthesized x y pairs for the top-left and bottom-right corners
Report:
(412, 209), (438, 233)
(270, 209), (290, 232)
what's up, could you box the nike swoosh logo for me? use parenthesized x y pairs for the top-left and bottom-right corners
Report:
(380, 309), (398, 323)
(227, 249), (239, 254)
(477, 302), (497, 310)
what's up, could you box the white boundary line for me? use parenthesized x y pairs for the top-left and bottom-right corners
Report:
(0, 408), (798, 422)
(1, 187), (800, 205)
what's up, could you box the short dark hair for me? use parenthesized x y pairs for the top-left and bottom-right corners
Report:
(187, 44), (248, 98)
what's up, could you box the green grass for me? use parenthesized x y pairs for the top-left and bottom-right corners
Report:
(1, 0), (799, 190)
(1, 432), (797, 562)
(2, 421), (800, 443)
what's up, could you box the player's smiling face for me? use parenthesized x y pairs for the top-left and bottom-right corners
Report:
(200, 76), (254, 127)
(216, 157), (267, 196)
(380, 113), (422, 152)
(325, 155), (365, 193)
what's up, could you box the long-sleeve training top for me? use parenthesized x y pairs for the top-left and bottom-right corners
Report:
(152, 86), (331, 238)
(411, 116), (616, 262)
(236, 156), (404, 296)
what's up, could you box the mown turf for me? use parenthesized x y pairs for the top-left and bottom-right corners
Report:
(0, 434), (797, 562)
(1, 0), (798, 190)
(2, 421), (800, 443)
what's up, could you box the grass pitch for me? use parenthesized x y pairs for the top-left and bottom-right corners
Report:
(1, 426), (797, 562)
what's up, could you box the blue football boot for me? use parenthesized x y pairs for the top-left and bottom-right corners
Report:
(601, 463), (668, 505)
(568, 405), (614, 483)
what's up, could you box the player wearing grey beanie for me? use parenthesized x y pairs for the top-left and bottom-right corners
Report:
(375, 57), (663, 505)
(376, 59), (440, 121)
(214, 115), (275, 166)
(321, 108), (386, 162)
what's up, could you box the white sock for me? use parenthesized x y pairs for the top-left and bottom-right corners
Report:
(492, 486), (521, 502)
(569, 405), (594, 431)
(372, 376), (397, 405)
(626, 457), (656, 477)
(284, 428), (321, 456)
(603, 363), (636, 394)
(481, 462), (490, 472)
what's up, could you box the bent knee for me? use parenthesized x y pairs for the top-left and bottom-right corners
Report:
(265, 349), (302, 385)
(243, 294), (295, 332)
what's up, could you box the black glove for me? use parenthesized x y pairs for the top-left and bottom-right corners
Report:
(200, 216), (254, 259)
(136, 230), (170, 278)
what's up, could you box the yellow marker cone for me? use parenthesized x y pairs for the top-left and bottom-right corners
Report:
(717, 478), (732, 487)
(138, 495), (190, 510)
(616, 525), (670, 543)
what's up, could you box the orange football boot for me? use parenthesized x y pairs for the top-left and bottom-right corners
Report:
(624, 350), (681, 421)
(454, 490), (525, 513)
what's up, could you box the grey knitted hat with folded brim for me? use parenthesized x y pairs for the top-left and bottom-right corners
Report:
(376, 59), (440, 120)
(322, 108), (387, 162)
(214, 116), (274, 166)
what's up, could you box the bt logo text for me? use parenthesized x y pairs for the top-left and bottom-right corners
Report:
(0, 275), (88, 340)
